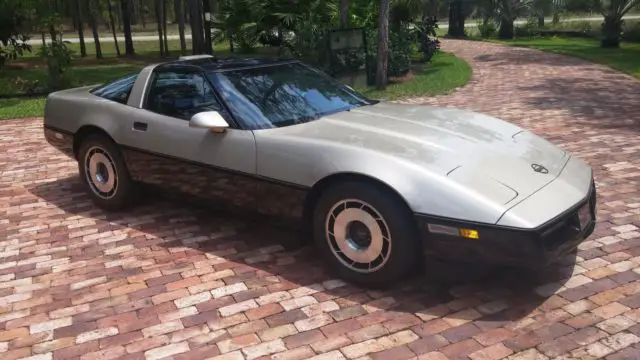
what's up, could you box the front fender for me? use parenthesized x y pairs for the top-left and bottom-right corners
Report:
(313, 152), (509, 224)
(256, 135), (508, 224)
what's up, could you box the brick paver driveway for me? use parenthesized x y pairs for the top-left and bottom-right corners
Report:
(2, 40), (640, 360)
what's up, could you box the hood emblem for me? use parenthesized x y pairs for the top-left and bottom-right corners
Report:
(531, 163), (549, 174)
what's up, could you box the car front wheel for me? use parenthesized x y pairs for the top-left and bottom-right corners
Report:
(78, 133), (137, 211)
(313, 181), (422, 287)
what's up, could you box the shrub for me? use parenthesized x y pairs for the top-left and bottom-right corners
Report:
(0, 1), (31, 68)
(575, 20), (594, 33)
(412, 16), (441, 62)
(365, 25), (414, 85)
(476, 18), (497, 38)
(37, 40), (74, 91)
(388, 26), (413, 77)
(622, 21), (640, 43)
(514, 17), (539, 38)
(13, 77), (44, 95)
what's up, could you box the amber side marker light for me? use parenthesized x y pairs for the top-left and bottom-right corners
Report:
(427, 224), (480, 240)
(459, 228), (479, 239)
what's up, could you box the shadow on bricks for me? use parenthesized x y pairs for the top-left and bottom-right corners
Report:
(27, 175), (580, 326)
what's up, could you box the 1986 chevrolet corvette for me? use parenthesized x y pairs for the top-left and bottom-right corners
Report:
(43, 55), (596, 286)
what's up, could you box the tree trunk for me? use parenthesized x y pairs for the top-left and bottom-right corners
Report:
(538, 11), (544, 27)
(447, 0), (465, 37)
(228, 31), (234, 53)
(155, 0), (166, 56)
(116, 0), (122, 30)
(176, 0), (187, 53)
(498, 17), (514, 39)
(189, 0), (204, 54)
(130, 0), (138, 24)
(141, 3), (147, 29)
(88, 0), (103, 59)
(430, 0), (438, 17)
(75, 0), (88, 57)
(552, 7), (560, 24)
(41, 32), (46, 45)
(601, 15), (621, 48)
(49, 26), (58, 42)
(107, 0), (121, 56)
(203, 0), (213, 54)
(375, 0), (389, 90)
(121, 0), (135, 55)
(173, 0), (181, 23)
(162, 0), (170, 55)
(339, 0), (349, 28)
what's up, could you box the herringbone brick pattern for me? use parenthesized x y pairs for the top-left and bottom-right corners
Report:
(1, 39), (640, 360)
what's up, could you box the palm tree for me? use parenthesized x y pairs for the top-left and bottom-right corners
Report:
(106, 0), (122, 56)
(87, 0), (102, 59)
(531, 0), (565, 26)
(376, 0), (390, 90)
(600, 0), (640, 47)
(121, 0), (135, 55)
(495, 0), (532, 38)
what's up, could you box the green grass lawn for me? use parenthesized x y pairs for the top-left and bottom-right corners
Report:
(0, 98), (46, 120)
(354, 52), (472, 100)
(0, 49), (471, 120)
(489, 37), (640, 79)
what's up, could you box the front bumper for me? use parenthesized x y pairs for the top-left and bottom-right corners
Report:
(415, 182), (596, 268)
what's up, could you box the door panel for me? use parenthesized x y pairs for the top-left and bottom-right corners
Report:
(118, 67), (260, 212)
(115, 67), (307, 222)
(120, 107), (260, 209)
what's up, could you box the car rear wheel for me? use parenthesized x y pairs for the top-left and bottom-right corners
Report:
(78, 133), (137, 211)
(312, 181), (422, 287)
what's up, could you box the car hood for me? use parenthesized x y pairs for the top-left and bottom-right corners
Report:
(265, 102), (569, 206)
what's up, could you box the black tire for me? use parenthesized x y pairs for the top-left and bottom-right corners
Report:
(312, 181), (423, 288)
(77, 133), (138, 211)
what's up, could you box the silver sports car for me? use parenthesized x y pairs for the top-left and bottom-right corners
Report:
(43, 55), (596, 286)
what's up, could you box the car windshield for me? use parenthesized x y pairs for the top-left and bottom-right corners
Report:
(207, 62), (375, 130)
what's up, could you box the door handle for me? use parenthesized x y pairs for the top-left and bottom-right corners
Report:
(133, 122), (148, 132)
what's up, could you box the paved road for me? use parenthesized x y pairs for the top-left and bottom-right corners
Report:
(26, 14), (640, 45)
(1, 40), (640, 360)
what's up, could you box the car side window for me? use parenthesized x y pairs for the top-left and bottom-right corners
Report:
(145, 71), (226, 121)
(91, 73), (138, 104)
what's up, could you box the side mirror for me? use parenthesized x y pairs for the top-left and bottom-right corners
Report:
(189, 111), (229, 133)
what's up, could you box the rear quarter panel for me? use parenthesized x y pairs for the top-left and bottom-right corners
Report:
(44, 86), (122, 135)
(43, 64), (155, 140)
